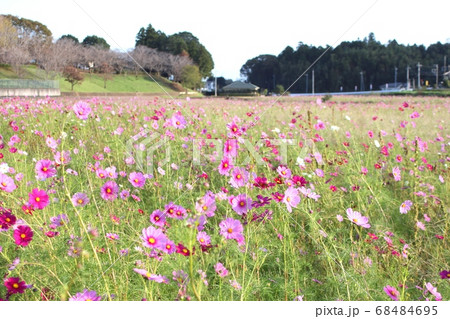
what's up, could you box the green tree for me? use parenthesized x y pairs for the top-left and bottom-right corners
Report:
(181, 65), (202, 92)
(59, 34), (79, 44)
(1, 14), (52, 39)
(82, 35), (110, 50)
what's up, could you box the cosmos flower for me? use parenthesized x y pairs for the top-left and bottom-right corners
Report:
(214, 263), (229, 277)
(218, 157), (233, 176)
(231, 193), (252, 215)
(399, 200), (412, 214)
(49, 214), (69, 228)
(439, 270), (450, 279)
(13, 225), (33, 247)
(54, 150), (71, 165)
(283, 187), (300, 213)
(69, 289), (101, 301)
(383, 285), (400, 301)
(141, 226), (166, 250)
(425, 283), (442, 301)
(28, 188), (50, 210)
(72, 192), (89, 207)
(73, 101), (92, 120)
(0, 173), (17, 193)
(0, 212), (16, 230)
(128, 172), (146, 188)
(277, 165), (292, 178)
(223, 139), (239, 158)
(346, 208), (370, 228)
(195, 193), (216, 217)
(100, 181), (119, 201)
(150, 209), (166, 227)
(252, 195), (271, 208)
(197, 231), (211, 246)
(176, 243), (192, 256)
(226, 121), (241, 137)
(171, 114), (187, 129)
(392, 166), (401, 181)
(4, 277), (27, 294)
(229, 167), (249, 188)
(219, 218), (243, 240)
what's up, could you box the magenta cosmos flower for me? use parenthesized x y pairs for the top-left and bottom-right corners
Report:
(218, 157), (233, 176)
(28, 188), (49, 210)
(171, 113), (187, 129)
(128, 172), (146, 188)
(0, 173), (17, 193)
(346, 208), (371, 228)
(150, 209), (166, 227)
(231, 194), (252, 215)
(141, 226), (167, 250)
(100, 181), (118, 201)
(283, 187), (300, 213)
(229, 167), (249, 188)
(4, 277), (27, 294)
(69, 289), (101, 301)
(223, 139), (239, 158)
(219, 218), (243, 240)
(72, 192), (89, 207)
(73, 101), (92, 120)
(0, 212), (16, 230)
(13, 225), (33, 247)
(399, 200), (412, 214)
(383, 285), (400, 301)
(226, 121), (242, 137)
(35, 159), (57, 180)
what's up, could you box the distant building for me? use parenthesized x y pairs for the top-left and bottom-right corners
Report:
(222, 81), (259, 96)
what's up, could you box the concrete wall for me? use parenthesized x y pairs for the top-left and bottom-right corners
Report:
(0, 88), (60, 97)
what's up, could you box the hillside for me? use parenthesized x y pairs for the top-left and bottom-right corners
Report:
(0, 64), (196, 95)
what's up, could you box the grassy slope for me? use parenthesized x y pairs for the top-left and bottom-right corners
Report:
(0, 64), (191, 94)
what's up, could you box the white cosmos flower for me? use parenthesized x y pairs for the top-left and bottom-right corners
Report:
(374, 140), (380, 148)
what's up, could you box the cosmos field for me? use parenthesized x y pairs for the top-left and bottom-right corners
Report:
(0, 95), (448, 301)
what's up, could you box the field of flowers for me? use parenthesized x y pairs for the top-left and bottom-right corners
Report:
(0, 95), (448, 301)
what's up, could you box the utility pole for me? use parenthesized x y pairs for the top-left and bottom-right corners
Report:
(417, 62), (422, 89)
(312, 69), (315, 95)
(434, 64), (438, 87)
(214, 76), (217, 97)
(394, 67), (398, 88)
(406, 66), (411, 90)
(306, 73), (309, 93)
(360, 71), (364, 91)
(444, 56), (447, 73)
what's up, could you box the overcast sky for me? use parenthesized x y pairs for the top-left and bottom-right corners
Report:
(3, 0), (449, 80)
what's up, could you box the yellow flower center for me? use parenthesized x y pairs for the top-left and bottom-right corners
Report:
(155, 216), (159, 221)
(227, 228), (233, 233)
(20, 233), (26, 239)
(182, 249), (188, 253)
(286, 197), (290, 202)
(43, 167), (48, 172)
(148, 238), (155, 244)
(353, 218), (358, 223)
(134, 179), (139, 183)
(232, 127), (237, 132)
(223, 163), (228, 168)
(13, 283), (19, 289)
(78, 199), (83, 204)
(202, 205), (208, 211)
(176, 121), (180, 125)
(1, 182), (6, 187)
(35, 197), (41, 202)
(200, 238), (204, 243)
(236, 174), (241, 179)
(239, 201), (245, 206)
(146, 272), (151, 278)
(106, 188), (112, 194)
(5, 218), (10, 222)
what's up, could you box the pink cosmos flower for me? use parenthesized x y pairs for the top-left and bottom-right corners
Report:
(0, 173), (17, 193)
(346, 208), (370, 228)
(416, 221), (425, 230)
(141, 226), (167, 250)
(277, 165), (292, 178)
(29, 188), (49, 210)
(133, 269), (169, 283)
(283, 187), (300, 213)
(425, 283), (442, 301)
(129, 172), (146, 188)
(100, 181), (118, 201)
(231, 194), (252, 215)
(226, 121), (242, 137)
(54, 151), (71, 165)
(162, 240), (176, 254)
(229, 167), (249, 188)
(399, 200), (412, 214)
(392, 166), (401, 181)
(197, 231), (211, 246)
(69, 289), (101, 301)
(72, 192), (89, 207)
(195, 192), (216, 217)
(383, 285), (400, 301)
(174, 205), (187, 220)
(218, 157), (233, 176)
(35, 159), (57, 180)
(73, 101), (92, 120)
(336, 215), (343, 222)
(219, 217), (243, 240)
(223, 139), (239, 158)
(150, 209), (166, 227)
(171, 114), (186, 129)
(214, 262), (229, 277)
(13, 225), (33, 247)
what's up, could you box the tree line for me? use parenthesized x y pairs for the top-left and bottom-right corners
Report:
(0, 15), (210, 90)
(241, 33), (450, 93)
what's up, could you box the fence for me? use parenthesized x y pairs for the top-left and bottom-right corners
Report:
(0, 79), (59, 89)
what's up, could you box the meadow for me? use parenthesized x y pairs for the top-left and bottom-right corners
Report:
(0, 94), (448, 301)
